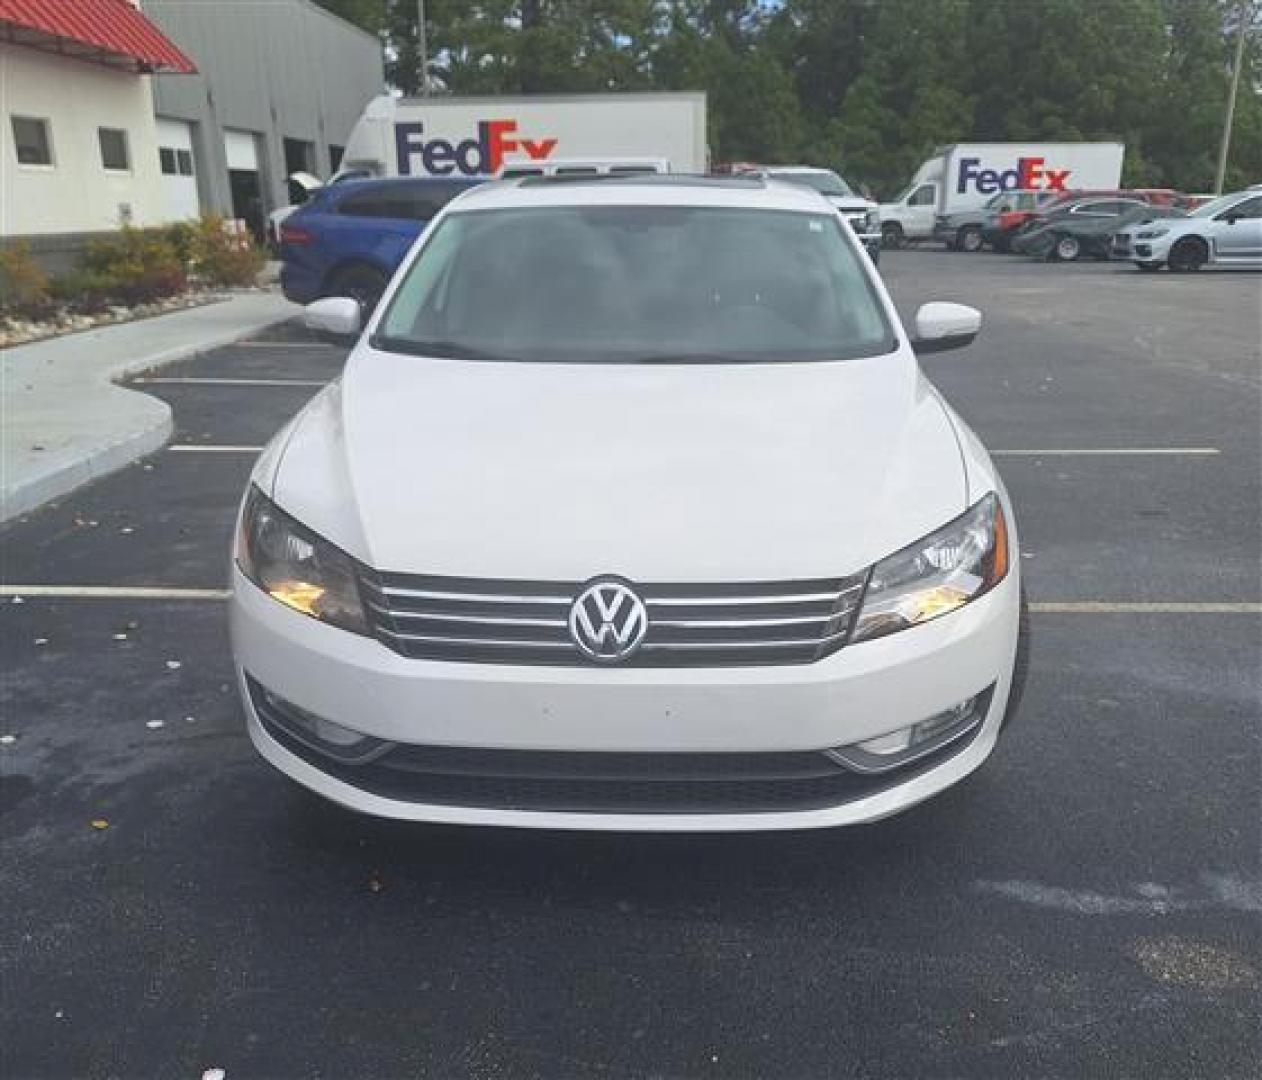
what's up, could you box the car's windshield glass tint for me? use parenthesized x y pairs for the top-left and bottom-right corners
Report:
(376, 206), (895, 364)
(773, 171), (854, 197)
(1191, 194), (1240, 218)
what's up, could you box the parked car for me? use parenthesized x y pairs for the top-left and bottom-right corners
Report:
(278, 176), (484, 311)
(937, 190), (1059, 251)
(740, 165), (881, 263)
(1020, 204), (1188, 262)
(1111, 206), (1190, 259)
(999, 189), (1188, 254)
(1011, 196), (1154, 259)
(234, 174), (1027, 831)
(1131, 189), (1262, 271)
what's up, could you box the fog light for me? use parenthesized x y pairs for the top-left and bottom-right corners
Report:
(249, 676), (391, 764)
(825, 685), (995, 774)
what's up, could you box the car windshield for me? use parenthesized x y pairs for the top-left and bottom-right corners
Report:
(771, 170), (855, 198)
(1190, 193), (1242, 218)
(375, 205), (896, 364)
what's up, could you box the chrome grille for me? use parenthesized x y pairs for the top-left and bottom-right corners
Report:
(359, 571), (868, 667)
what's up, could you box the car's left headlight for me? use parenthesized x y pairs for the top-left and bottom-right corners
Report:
(236, 485), (369, 634)
(851, 493), (1010, 643)
(1137, 227), (1169, 240)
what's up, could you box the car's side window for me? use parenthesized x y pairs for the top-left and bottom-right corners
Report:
(909, 184), (935, 207)
(338, 191), (397, 218)
(1221, 196), (1262, 220)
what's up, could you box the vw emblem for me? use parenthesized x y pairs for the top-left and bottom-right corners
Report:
(568, 578), (648, 662)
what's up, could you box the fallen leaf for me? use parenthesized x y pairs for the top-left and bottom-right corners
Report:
(90, 819), (109, 830)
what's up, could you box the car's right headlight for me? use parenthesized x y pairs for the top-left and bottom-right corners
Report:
(236, 485), (369, 635)
(1137, 227), (1170, 240)
(851, 493), (1010, 643)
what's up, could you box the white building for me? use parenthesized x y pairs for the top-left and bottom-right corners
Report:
(0, 0), (197, 270)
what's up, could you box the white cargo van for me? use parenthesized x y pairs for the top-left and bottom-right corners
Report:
(880, 142), (1124, 246)
(339, 93), (707, 180)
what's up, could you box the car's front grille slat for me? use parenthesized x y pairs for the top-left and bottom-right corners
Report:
(361, 570), (867, 667)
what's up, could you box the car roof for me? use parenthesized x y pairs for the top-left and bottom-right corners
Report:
(447, 174), (829, 213)
(328, 175), (484, 198)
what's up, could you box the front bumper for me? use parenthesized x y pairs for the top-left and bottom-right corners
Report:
(232, 567), (1020, 831)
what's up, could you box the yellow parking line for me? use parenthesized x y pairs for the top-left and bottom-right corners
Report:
(1031, 601), (1259, 613)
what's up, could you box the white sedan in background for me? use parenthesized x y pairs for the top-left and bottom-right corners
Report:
(231, 175), (1027, 832)
(1132, 189), (1262, 271)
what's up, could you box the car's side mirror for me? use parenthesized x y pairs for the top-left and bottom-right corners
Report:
(303, 296), (362, 344)
(912, 302), (982, 354)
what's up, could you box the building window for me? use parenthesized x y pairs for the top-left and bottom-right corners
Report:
(99, 127), (130, 171)
(283, 137), (314, 176)
(160, 147), (194, 176)
(11, 116), (53, 166)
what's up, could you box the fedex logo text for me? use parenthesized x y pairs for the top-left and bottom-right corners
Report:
(957, 156), (1071, 195)
(394, 120), (558, 177)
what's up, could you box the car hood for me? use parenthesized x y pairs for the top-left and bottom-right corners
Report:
(271, 346), (969, 582)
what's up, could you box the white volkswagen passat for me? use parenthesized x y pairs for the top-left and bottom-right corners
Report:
(231, 175), (1027, 832)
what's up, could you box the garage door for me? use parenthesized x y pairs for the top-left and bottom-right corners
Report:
(223, 129), (263, 239)
(156, 118), (199, 221)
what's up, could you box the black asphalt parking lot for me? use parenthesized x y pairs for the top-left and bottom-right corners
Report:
(2, 253), (1259, 1079)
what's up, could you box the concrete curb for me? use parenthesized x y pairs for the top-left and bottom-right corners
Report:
(2, 293), (298, 523)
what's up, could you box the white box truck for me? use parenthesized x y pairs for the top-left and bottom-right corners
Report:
(879, 142), (1125, 246)
(338, 92), (708, 180)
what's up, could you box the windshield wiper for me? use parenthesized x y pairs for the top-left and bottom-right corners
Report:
(371, 336), (520, 363)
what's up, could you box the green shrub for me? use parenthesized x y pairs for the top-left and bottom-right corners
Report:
(79, 228), (187, 306)
(188, 215), (266, 287)
(0, 241), (52, 319)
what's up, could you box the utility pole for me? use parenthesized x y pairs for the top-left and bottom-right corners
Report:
(1214, 0), (1250, 194)
(417, 0), (430, 96)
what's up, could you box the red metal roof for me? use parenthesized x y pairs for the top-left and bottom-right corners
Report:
(0, 0), (196, 74)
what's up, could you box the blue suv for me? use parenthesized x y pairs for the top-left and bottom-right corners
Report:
(279, 176), (484, 311)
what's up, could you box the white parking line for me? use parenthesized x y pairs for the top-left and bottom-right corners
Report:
(235, 341), (335, 349)
(169, 444), (1225, 459)
(4, 588), (1257, 614)
(994, 448), (1220, 457)
(168, 445), (263, 454)
(134, 377), (326, 387)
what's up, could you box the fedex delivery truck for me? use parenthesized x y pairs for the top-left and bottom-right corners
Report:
(879, 142), (1124, 245)
(339, 93), (708, 180)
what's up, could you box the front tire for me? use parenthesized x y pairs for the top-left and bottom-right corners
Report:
(881, 222), (905, 250)
(1167, 237), (1208, 273)
(959, 225), (984, 253)
(1051, 234), (1081, 262)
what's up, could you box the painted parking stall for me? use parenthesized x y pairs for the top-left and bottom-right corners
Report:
(1, 254), (1258, 1078)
